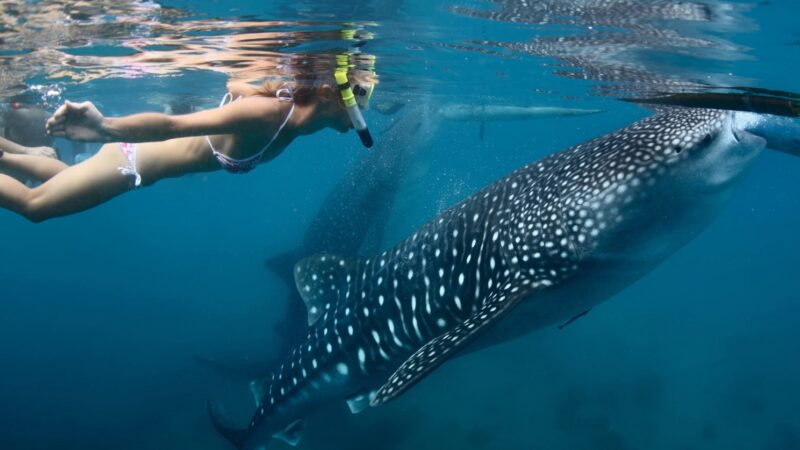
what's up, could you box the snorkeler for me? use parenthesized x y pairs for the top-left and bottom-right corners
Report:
(1, 101), (93, 164)
(0, 103), (60, 160)
(0, 69), (375, 223)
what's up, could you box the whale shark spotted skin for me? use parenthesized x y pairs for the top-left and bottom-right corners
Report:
(196, 99), (568, 378)
(210, 107), (797, 449)
(197, 100), (601, 380)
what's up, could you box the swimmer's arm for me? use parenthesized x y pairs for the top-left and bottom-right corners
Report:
(0, 135), (58, 159)
(0, 135), (32, 155)
(46, 98), (281, 142)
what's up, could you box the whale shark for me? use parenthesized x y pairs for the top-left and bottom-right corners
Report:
(438, 104), (603, 122)
(193, 99), (440, 381)
(208, 107), (799, 448)
(196, 100), (602, 381)
(437, 103), (602, 138)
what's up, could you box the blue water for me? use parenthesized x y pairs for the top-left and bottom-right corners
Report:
(1, 1), (799, 449)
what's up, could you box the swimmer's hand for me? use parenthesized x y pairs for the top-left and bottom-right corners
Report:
(46, 100), (110, 142)
(29, 146), (58, 159)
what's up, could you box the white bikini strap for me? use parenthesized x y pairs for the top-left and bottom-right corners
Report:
(218, 92), (242, 107)
(207, 85), (295, 157)
(259, 102), (295, 154)
(255, 84), (295, 154)
(207, 92), (243, 154)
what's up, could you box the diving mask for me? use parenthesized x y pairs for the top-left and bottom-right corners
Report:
(353, 83), (374, 109)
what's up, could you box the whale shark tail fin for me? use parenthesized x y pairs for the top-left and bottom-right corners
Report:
(208, 400), (247, 449)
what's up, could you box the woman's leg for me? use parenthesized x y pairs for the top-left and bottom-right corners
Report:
(0, 144), (134, 223)
(0, 151), (69, 182)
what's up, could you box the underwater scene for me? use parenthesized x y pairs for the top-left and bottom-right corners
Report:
(1, 0), (799, 449)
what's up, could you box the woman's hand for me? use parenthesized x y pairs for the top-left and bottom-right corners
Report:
(46, 100), (110, 142)
(29, 146), (59, 159)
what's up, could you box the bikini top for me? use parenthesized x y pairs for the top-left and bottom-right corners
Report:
(206, 85), (295, 174)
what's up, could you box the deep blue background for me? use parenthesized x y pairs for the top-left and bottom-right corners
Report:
(1, 1), (799, 449)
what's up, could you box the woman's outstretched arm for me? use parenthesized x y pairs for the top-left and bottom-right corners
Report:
(0, 135), (59, 159)
(46, 97), (284, 143)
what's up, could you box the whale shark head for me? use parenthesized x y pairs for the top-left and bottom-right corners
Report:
(607, 109), (767, 195)
(507, 108), (769, 267)
(670, 110), (766, 191)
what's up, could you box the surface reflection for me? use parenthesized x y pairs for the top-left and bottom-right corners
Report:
(450, 0), (753, 97)
(0, 0), (377, 98)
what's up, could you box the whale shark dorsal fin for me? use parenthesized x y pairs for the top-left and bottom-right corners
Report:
(264, 249), (303, 288)
(294, 253), (362, 326)
(249, 376), (270, 406)
(273, 419), (305, 446)
(346, 390), (376, 414)
(370, 287), (530, 406)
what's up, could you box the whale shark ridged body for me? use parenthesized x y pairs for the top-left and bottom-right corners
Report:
(198, 101), (608, 382)
(211, 108), (792, 449)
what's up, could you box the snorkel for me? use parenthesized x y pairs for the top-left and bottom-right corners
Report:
(335, 54), (374, 148)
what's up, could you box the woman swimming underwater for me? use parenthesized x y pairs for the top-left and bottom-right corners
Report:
(0, 68), (375, 223)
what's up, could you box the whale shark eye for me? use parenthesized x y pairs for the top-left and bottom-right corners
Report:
(674, 144), (683, 154)
(700, 133), (713, 146)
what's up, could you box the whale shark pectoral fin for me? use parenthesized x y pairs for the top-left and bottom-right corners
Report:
(294, 253), (363, 326)
(370, 288), (529, 407)
(346, 390), (377, 414)
(557, 309), (591, 330)
(272, 419), (305, 446)
(208, 400), (247, 449)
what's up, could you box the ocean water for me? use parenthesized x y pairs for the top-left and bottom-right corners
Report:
(1, 1), (799, 449)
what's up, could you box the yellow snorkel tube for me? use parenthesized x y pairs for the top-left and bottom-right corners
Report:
(335, 54), (374, 148)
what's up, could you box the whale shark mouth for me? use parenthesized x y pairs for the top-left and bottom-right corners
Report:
(697, 124), (765, 189)
(732, 128), (746, 143)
